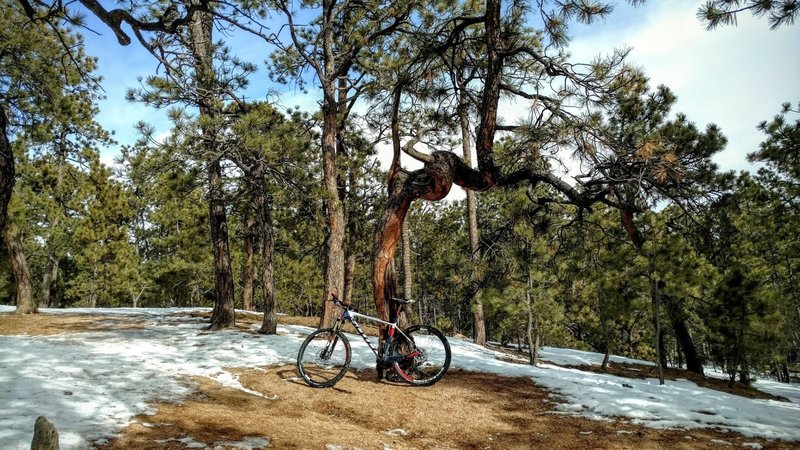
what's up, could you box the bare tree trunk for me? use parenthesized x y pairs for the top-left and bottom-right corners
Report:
(6, 219), (35, 314)
(651, 278), (665, 385)
(130, 286), (146, 308)
(0, 106), (13, 241)
(456, 82), (487, 346)
(666, 297), (704, 374)
(319, 100), (346, 327)
(89, 266), (98, 308)
(399, 219), (417, 322)
(338, 75), (357, 310)
(207, 158), (236, 329)
(343, 252), (356, 306)
(189, 8), (236, 330)
(600, 321), (611, 370)
(41, 252), (58, 308)
(242, 208), (256, 311)
(658, 329), (668, 369)
(373, 0), (502, 341)
(595, 270), (612, 370)
(372, 174), (422, 335)
(258, 191), (277, 334)
(730, 301), (748, 388)
(42, 145), (65, 309)
(525, 271), (538, 365)
(402, 219), (413, 300)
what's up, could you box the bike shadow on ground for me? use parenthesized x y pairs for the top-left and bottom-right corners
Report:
(274, 366), (408, 393)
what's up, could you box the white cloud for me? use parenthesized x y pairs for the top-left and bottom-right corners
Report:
(569, 1), (800, 173)
(85, 3), (799, 187)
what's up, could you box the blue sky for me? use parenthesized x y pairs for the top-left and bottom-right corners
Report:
(80, 2), (799, 175)
(568, 0), (800, 174)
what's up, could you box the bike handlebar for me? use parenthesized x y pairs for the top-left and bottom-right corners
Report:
(330, 294), (415, 308)
(330, 295), (349, 308)
(391, 297), (416, 305)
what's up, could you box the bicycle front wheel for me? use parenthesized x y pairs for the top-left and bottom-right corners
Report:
(390, 325), (451, 386)
(297, 328), (351, 388)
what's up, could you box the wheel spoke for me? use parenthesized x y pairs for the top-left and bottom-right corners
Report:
(297, 329), (351, 388)
(390, 325), (451, 386)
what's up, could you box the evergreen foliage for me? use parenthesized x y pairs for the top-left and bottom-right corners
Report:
(0, 0), (797, 384)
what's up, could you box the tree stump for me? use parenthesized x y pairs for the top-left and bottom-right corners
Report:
(30, 416), (59, 450)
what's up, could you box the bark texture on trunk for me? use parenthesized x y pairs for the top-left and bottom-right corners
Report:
(42, 252), (59, 308)
(651, 278), (665, 385)
(400, 219), (416, 323)
(526, 272), (539, 365)
(458, 94), (487, 346)
(343, 252), (356, 306)
(373, 188), (411, 334)
(190, 8), (236, 330)
(258, 191), (277, 334)
(42, 147), (65, 308)
(319, 101), (346, 328)
(401, 219), (413, 301)
(667, 297), (704, 374)
(242, 209), (256, 311)
(0, 106), (12, 237)
(373, 0), (503, 334)
(207, 158), (236, 330)
(6, 219), (36, 314)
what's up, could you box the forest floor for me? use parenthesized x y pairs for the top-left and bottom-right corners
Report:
(2, 311), (799, 449)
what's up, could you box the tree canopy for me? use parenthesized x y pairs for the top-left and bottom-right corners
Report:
(1, 0), (797, 384)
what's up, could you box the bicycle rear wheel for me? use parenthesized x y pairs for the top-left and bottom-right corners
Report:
(297, 328), (351, 388)
(390, 325), (451, 386)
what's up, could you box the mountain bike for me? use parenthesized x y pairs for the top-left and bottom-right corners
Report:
(296, 295), (451, 388)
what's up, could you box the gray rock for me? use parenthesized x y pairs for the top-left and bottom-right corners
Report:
(30, 416), (59, 450)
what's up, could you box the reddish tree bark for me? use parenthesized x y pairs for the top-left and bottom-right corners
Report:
(372, 0), (504, 331)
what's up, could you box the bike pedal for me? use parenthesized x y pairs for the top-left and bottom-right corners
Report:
(376, 363), (386, 381)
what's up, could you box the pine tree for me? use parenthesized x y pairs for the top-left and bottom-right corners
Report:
(119, 130), (214, 308)
(698, 0), (800, 29)
(125, 4), (257, 329)
(67, 159), (140, 307)
(223, 102), (317, 333)
(0, 0), (109, 313)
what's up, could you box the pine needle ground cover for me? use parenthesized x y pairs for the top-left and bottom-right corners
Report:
(1, 307), (799, 449)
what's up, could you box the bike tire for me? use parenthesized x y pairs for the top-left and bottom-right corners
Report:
(390, 324), (451, 386)
(296, 328), (351, 388)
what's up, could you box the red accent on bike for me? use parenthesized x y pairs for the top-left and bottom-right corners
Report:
(388, 327), (395, 338)
(397, 369), (414, 382)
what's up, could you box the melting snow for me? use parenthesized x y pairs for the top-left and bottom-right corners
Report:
(1, 305), (798, 449)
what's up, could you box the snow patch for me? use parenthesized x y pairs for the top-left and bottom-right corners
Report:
(1, 306), (798, 449)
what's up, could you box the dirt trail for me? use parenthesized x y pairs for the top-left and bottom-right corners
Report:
(3, 311), (798, 449)
(100, 367), (797, 449)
